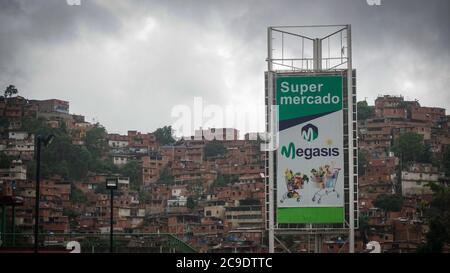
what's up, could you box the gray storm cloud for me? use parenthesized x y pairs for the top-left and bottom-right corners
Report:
(0, 0), (449, 135)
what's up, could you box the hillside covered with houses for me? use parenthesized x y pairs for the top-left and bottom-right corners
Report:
(0, 86), (449, 253)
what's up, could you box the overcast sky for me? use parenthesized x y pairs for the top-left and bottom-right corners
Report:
(0, 0), (449, 136)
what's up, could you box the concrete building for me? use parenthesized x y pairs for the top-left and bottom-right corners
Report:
(225, 204), (263, 229)
(107, 134), (129, 148)
(401, 164), (441, 196)
(204, 205), (226, 220)
(194, 128), (239, 141)
(31, 99), (69, 114)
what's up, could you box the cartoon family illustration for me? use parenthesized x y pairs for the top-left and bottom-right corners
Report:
(280, 164), (341, 204)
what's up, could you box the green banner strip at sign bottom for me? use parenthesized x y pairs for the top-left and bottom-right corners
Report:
(277, 207), (344, 224)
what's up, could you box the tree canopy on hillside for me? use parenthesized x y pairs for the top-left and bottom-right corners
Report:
(204, 139), (226, 158)
(417, 183), (450, 253)
(153, 126), (175, 145)
(392, 132), (432, 166)
(357, 100), (374, 121)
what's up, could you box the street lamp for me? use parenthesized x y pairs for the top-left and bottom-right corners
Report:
(106, 177), (118, 253)
(34, 134), (55, 253)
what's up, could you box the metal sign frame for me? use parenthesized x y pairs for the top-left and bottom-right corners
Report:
(265, 25), (358, 253)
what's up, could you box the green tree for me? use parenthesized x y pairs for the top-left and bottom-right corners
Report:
(418, 143), (433, 164)
(204, 139), (226, 158)
(156, 166), (175, 185)
(210, 174), (239, 188)
(40, 134), (92, 180)
(63, 208), (80, 218)
(186, 196), (196, 210)
(358, 149), (369, 176)
(357, 101), (374, 121)
(89, 157), (118, 174)
(392, 132), (424, 166)
(21, 116), (53, 136)
(4, 85), (18, 98)
(85, 124), (108, 158)
(20, 114), (115, 180)
(443, 145), (450, 177)
(153, 126), (175, 145)
(374, 194), (404, 219)
(120, 160), (141, 190)
(63, 207), (81, 229)
(71, 186), (88, 204)
(0, 152), (15, 168)
(417, 183), (450, 253)
(68, 146), (91, 179)
(359, 215), (370, 245)
(94, 183), (108, 194)
(0, 116), (9, 128)
(139, 190), (152, 203)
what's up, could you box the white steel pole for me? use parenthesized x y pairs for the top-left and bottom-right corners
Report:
(313, 38), (322, 71)
(267, 27), (275, 254)
(346, 24), (355, 253)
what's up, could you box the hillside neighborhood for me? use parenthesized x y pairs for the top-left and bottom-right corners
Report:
(0, 88), (449, 252)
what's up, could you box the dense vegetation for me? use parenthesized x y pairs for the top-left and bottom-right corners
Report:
(357, 100), (375, 121)
(204, 139), (226, 158)
(210, 174), (239, 188)
(418, 183), (450, 253)
(17, 115), (145, 192)
(391, 132), (433, 167)
(374, 194), (404, 214)
(22, 117), (117, 181)
(153, 126), (175, 145)
(443, 146), (450, 177)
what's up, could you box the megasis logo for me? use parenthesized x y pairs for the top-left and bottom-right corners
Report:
(281, 142), (339, 160)
(301, 123), (318, 142)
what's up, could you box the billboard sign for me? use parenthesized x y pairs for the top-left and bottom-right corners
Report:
(276, 75), (344, 224)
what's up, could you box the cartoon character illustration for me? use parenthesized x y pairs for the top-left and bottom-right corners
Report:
(310, 165), (340, 204)
(280, 169), (309, 203)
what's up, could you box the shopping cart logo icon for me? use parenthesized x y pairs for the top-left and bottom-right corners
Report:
(301, 123), (318, 142)
(310, 166), (341, 204)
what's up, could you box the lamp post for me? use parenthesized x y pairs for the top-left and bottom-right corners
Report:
(106, 177), (118, 253)
(34, 134), (55, 253)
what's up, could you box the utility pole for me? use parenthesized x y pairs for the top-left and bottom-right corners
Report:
(110, 187), (114, 253)
(106, 177), (118, 253)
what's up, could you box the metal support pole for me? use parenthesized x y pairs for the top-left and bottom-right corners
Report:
(313, 38), (322, 71)
(110, 188), (114, 253)
(313, 234), (323, 253)
(314, 234), (319, 253)
(1, 205), (6, 244)
(268, 27), (273, 71)
(346, 25), (355, 253)
(34, 138), (41, 253)
(267, 27), (275, 254)
(12, 205), (15, 247)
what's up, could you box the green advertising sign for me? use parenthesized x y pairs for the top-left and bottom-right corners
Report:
(276, 76), (343, 121)
(276, 75), (344, 224)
